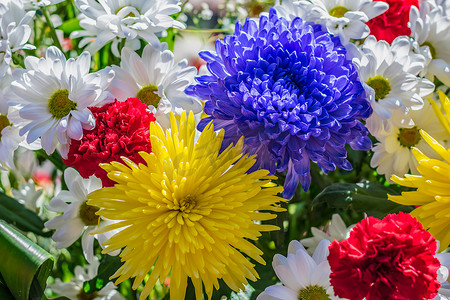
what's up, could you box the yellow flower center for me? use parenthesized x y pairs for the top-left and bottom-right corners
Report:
(79, 201), (100, 226)
(77, 289), (98, 300)
(0, 114), (11, 139)
(48, 89), (77, 119)
(115, 6), (139, 18)
(366, 76), (391, 101)
(299, 285), (331, 300)
(421, 41), (437, 59)
(329, 6), (349, 18)
(179, 195), (197, 213)
(137, 85), (161, 107)
(398, 127), (421, 148)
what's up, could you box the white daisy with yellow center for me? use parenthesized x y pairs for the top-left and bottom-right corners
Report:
(275, 0), (388, 43)
(349, 36), (434, 135)
(109, 42), (202, 128)
(257, 240), (339, 300)
(9, 46), (114, 158)
(410, 1), (450, 86)
(370, 101), (447, 181)
(45, 168), (120, 264)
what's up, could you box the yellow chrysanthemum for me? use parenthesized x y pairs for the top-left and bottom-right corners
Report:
(87, 111), (284, 300)
(429, 90), (450, 137)
(389, 91), (450, 251)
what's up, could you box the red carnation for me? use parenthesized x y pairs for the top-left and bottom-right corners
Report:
(366, 0), (418, 43)
(328, 212), (440, 300)
(64, 98), (156, 186)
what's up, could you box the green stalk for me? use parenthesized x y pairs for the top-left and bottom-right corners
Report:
(41, 7), (63, 50)
(36, 149), (66, 172)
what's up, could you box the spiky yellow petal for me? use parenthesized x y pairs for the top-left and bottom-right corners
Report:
(390, 92), (450, 251)
(87, 111), (284, 299)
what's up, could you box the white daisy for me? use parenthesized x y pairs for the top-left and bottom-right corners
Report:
(370, 102), (447, 181)
(109, 43), (202, 128)
(0, 73), (24, 169)
(44, 168), (120, 264)
(0, 0), (35, 80)
(50, 259), (124, 300)
(436, 251), (450, 299)
(71, 13), (141, 57)
(11, 179), (44, 214)
(21, 0), (64, 10)
(410, 2), (450, 86)
(300, 214), (354, 255)
(13, 147), (38, 180)
(9, 46), (114, 158)
(71, 0), (185, 55)
(349, 35), (434, 135)
(274, 0), (309, 21)
(257, 239), (339, 300)
(275, 0), (388, 44)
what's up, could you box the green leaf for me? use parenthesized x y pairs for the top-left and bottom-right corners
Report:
(57, 18), (82, 34)
(312, 181), (414, 218)
(86, 255), (122, 292)
(0, 191), (50, 237)
(0, 220), (54, 300)
(0, 274), (15, 300)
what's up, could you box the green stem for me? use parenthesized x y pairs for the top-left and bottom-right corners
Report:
(180, 28), (232, 33)
(118, 38), (126, 54)
(36, 149), (66, 172)
(65, 0), (76, 19)
(11, 53), (25, 68)
(41, 7), (63, 50)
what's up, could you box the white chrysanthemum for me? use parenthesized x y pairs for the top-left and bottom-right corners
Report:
(71, 13), (141, 57)
(45, 168), (120, 264)
(436, 251), (450, 299)
(275, 0), (388, 43)
(50, 259), (124, 300)
(370, 102), (447, 181)
(301, 214), (354, 255)
(12, 179), (44, 213)
(0, 0), (35, 80)
(71, 0), (185, 55)
(349, 36), (434, 135)
(410, 2), (450, 86)
(109, 43), (202, 128)
(9, 46), (114, 158)
(0, 74), (24, 169)
(257, 240), (339, 300)
(274, 0), (309, 21)
(21, 0), (64, 10)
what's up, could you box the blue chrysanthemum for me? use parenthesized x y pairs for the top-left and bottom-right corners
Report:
(186, 9), (372, 199)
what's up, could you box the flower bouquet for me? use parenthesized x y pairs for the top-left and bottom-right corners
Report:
(0, 0), (449, 299)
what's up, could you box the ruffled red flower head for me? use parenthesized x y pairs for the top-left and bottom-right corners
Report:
(64, 98), (156, 186)
(328, 212), (440, 300)
(366, 0), (418, 43)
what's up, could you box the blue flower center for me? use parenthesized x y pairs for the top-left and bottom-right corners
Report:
(188, 9), (372, 198)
